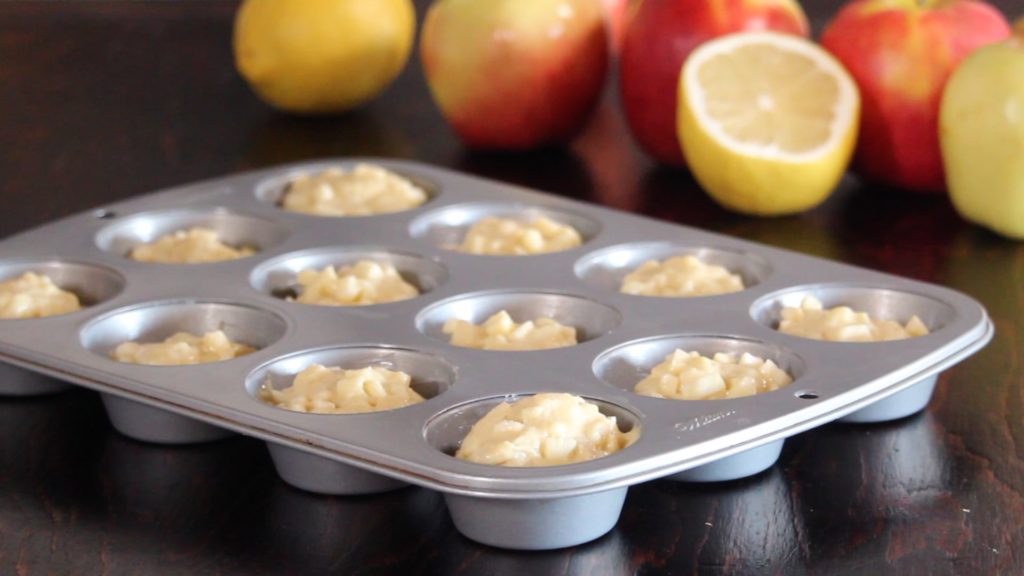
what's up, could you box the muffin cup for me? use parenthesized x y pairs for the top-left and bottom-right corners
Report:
(247, 345), (456, 495)
(666, 440), (785, 483)
(445, 487), (628, 550)
(101, 394), (233, 444)
(838, 375), (938, 424)
(0, 363), (72, 396)
(266, 443), (408, 495)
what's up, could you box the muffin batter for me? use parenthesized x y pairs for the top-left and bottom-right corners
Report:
(779, 296), (929, 342)
(620, 255), (744, 297)
(0, 272), (81, 319)
(129, 228), (255, 264)
(443, 310), (577, 351)
(281, 163), (427, 216)
(292, 260), (419, 306)
(112, 330), (255, 365)
(456, 393), (638, 466)
(635, 349), (792, 401)
(456, 216), (582, 255)
(261, 364), (423, 414)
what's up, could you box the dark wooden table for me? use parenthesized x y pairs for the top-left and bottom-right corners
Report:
(1, 1), (1021, 574)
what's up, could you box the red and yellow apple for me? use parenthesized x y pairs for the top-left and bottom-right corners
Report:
(619, 0), (809, 166)
(420, 0), (609, 150)
(602, 0), (632, 52)
(821, 0), (1011, 193)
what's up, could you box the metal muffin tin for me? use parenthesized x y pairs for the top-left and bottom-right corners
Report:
(0, 159), (992, 550)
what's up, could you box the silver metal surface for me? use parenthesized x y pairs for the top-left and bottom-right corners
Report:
(667, 439), (785, 482)
(0, 158), (994, 549)
(838, 375), (938, 423)
(0, 363), (72, 396)
(101, 393), (235, 444)
(267, 442), (408, 495)
(444, 487), (628, 550)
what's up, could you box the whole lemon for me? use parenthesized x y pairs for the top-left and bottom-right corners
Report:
(233, 0), (415, 114)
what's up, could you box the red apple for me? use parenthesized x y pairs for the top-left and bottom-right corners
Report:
(619, 0), (809, 166)
(821, 0), (1011, 193)
(602, 0), (631, 52)
(420, 0), (609, 150)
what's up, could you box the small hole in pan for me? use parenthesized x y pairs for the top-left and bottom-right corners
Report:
(94, 209), (117, 219)
(795, 390), (819, 400)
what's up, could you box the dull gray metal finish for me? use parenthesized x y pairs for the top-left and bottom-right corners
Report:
(838, 375), (938, 423)
(266, 442), (408, 495)
(101, 394), (235, 444)
(445, 487), (628, 550)
(0, 363), (72, 396)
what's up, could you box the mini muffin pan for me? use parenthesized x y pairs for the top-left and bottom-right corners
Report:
(0, 159), (992, 550)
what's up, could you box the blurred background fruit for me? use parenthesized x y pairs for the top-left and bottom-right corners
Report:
(420, 0), (609, 150)
(940, 19), (1024, 239)
(821, 0), (1011, 193)
(619, 0), (809, 167)
(233, 0), (415, 115)
(677, 32), (860, 216)
(602, 0), (632, 52)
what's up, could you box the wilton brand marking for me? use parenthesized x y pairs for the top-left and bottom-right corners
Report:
(674, 410), (737, 433)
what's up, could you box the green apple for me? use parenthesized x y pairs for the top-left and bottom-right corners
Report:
(940, 20), (1024, 239)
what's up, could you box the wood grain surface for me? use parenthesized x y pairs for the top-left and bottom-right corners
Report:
(1, 1), (1021, 574)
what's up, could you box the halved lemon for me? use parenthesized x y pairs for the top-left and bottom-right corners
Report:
(677, 32), (860, 216)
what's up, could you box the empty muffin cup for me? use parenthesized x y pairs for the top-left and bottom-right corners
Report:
(0, 260), (125, 396)
(416, 290), (621, 348)
(250, 246), (447, 303)
(247, 345), (456, 495)
(81, 300), (287, 444)
(594, 335), (804, 482)
(574, 242), (770, 294)
(94, 207), (289, 262)
(423, 394), (640, 549)
(409, 202), (600, 254)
